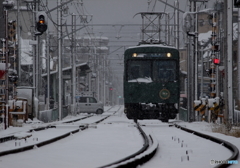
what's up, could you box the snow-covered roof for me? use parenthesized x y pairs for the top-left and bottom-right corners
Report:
(41, 62), (90, 77)
(128, 44), (176, 49)
(198, 31), (212, 45)
(97, 46), (109, 50)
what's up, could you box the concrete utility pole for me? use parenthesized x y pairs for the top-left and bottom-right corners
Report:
(36, 1), (39, 99)
(174, 1), (179, 49)
(3, 6), (9, 129)
(45, 0), (50, 110)
(46, 31), (50, 110)
(194, 1), (198, 103)
(238, 8), (240, 111)
(17, 0), (21, 82)
(71, 14), (76, 114)
(58, 0), (62, 120)
(226, 0), (233, 123)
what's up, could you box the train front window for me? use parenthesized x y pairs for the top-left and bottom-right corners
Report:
(127, 60), (177, 83)
(127, 60), (152, 82)
(153, 60), (177, 82)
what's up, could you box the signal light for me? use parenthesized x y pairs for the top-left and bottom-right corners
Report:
(36, 12), (47, 35)
(213, 58), (220, 65)
(39, 20), (44, 24)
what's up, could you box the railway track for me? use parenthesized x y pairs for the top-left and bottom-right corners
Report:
(0, 106), (119, 157)
(98, 122), (158, 168)
(175, 124), (239, 168)
(0, 106), (159, 168)
(1, 107), (238, 168)
(138, 120), (239, 168)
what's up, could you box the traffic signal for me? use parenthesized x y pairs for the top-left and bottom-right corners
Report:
(234, 0), (240, 8)
(213, 58), (220, 65)
(36, 12), (47, 35)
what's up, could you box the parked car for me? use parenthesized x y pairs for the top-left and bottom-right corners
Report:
(76, 96), (104, 114)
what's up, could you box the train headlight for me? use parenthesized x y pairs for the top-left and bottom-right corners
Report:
(159, 89), (170, 99)
(132, 53), (137, 57)
(167, 53), (172, 57)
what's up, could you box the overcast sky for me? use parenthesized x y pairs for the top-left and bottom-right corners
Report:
(47, 0), (216, 28)
(82, 0), (215, 24)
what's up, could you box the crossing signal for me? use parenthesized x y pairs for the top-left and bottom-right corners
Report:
(213, 58), (220, 65)
(36, 12), (47, 35)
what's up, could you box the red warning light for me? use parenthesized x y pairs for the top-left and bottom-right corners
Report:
(213, 58), (220, 65)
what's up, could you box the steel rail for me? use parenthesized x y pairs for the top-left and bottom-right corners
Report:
(175, 124), (239, 168)
(99, 122), (158, 168)
(0, 115), (92, 143)
(0, 114), (113, 157)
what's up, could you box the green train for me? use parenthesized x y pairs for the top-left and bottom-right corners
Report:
(123, 44), (180, 122)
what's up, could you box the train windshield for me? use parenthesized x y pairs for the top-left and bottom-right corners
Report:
(153, 60), (177, 82)
(127, 60), (177, 83)
(127, 60), (152, 82)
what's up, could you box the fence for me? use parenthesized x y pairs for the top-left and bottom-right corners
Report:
(179, 107), (240, 124)
(39, 105), (70, 123)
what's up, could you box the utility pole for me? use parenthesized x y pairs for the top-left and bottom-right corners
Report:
(17, 0), (21, 83)
(238, 7), (240, 111)
(194, 1), (198, 102)
(103, 54), (106, 105)
(36, 1), (39, 100)
(174, 1), (179, 49)
(226, 0), (233, 123)
(3, 6), (9, 129)
(187, 0), (195, 122)
(58, 0), (62, 120)
(71, 13), (76, 114)
(43, 0), (76, 120)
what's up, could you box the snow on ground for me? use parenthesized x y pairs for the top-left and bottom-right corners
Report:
(179, 121), (240, 168)
(0, 122), (142, 168)
(0, 106), (239, 168)
(0, 106), (143, 168)
(138, 120), (236, 168)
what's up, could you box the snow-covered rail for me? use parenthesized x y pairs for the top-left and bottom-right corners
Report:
(175, 124), (239, 168)
(0, 115), (92, 144)
(0, 105), (121, 144)
(99, 122), (159, 168)
(0, 110), (117, 157)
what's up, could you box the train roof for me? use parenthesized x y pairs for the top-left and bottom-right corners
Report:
(127, 44), (177, 50)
